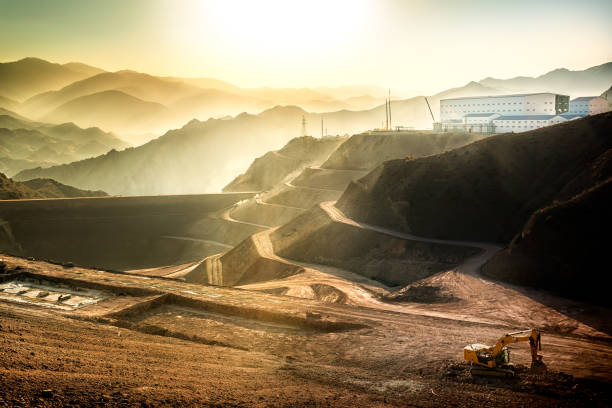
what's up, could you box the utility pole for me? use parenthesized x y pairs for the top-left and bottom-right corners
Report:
(301, 115), (307, 137)
(321, 117), (324, 138)
(385, 99), (389, 130)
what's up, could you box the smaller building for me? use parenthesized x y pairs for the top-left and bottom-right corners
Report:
(569, 97), (610, 115)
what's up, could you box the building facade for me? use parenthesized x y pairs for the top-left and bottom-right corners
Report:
(435, 93), (576, 133)
(569, 96), (610, 115)
(440, 93), (569, 123)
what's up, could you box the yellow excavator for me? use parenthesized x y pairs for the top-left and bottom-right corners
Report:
(464, 329), (544, 377)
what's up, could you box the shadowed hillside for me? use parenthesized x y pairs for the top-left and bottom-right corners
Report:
(337, 113), (612, 243)
(0, 172), (107, 199)
(322, 131), (486, 170)
(482, 149), (612, 304)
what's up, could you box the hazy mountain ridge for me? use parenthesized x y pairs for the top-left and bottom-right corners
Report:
(0, 57), (105, 101)
(4, 57), (610, 143)
(0, 109), (128, 176)
(479, 62), (612, 97)
(13, 109), (322, 195)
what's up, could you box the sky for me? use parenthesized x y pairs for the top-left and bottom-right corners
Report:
(1, 0), (611, 96)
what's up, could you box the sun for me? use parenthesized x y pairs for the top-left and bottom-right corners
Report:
(171, 0), (371, 58)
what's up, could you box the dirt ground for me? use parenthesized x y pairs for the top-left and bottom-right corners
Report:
(1, 255), (611, 407)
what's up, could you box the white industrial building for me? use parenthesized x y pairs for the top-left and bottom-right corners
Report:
(435, 92), (580, 133)
(440, 93), (570, 122)
(569, 96), (610, 116)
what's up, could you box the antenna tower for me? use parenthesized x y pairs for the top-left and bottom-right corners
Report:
(301, 115), (307, 136)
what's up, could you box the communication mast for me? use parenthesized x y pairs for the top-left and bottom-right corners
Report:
(321, 117), (324, 138)
(388, 89), (392, 130)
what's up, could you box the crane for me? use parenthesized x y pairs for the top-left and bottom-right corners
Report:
(464, 329), (544, 377)
(424, 97), (435, 123)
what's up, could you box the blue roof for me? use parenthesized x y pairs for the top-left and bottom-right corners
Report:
(464, 113), (499, 117)
(493, 115), (556, 121)
(560, 114), (584, 119)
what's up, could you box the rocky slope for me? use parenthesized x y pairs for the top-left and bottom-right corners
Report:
(322, 131), (486, 170)
(482, 149), (612, 304)
(224, 135), (346, 192)
(336, 113), (612, 243)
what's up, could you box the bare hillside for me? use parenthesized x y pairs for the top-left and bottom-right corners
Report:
(337, 113), (612, 243)
(224, 136), (346, 192)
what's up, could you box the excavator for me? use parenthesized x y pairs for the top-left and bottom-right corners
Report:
(464, 329), (544, 377)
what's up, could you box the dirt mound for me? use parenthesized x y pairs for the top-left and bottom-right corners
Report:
(202, 231), (304, 286)
(223, 136), (346, 192)
(322, 131), (485, 170)
(385, 283), (458, 303)
(270, 205), (478, 287)
(311, 283), (348, 303)
(482, 177), (612, 305)
(337, 113), (612, 243)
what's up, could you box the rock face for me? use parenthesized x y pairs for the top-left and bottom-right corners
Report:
(223, 136), (346, 192)
(336, 113), (612, 243)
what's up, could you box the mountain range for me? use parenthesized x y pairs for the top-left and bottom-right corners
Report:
(2, 57), (611, 195)
(3, 57), (609, 144)
(0, 109), (128, 176)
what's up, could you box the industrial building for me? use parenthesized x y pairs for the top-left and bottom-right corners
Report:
(569, 96), (610, 116)
(439, 93), (569, 123)
(433, 92), (593, 133)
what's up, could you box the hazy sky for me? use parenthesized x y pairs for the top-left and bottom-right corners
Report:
(1, 0), (611, 96)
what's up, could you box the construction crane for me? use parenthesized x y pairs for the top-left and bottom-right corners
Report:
(424, 97), (435, 123)
(464, 329), (544, 377)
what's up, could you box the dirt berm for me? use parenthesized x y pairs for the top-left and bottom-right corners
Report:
(224, 135), (346, 192)
(199, 231), (304, 286)
(229, 199), (304, 227)
(337, 113), (612, 243)
(322, 131), (486, 170)
(269, 204), (477, 287)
